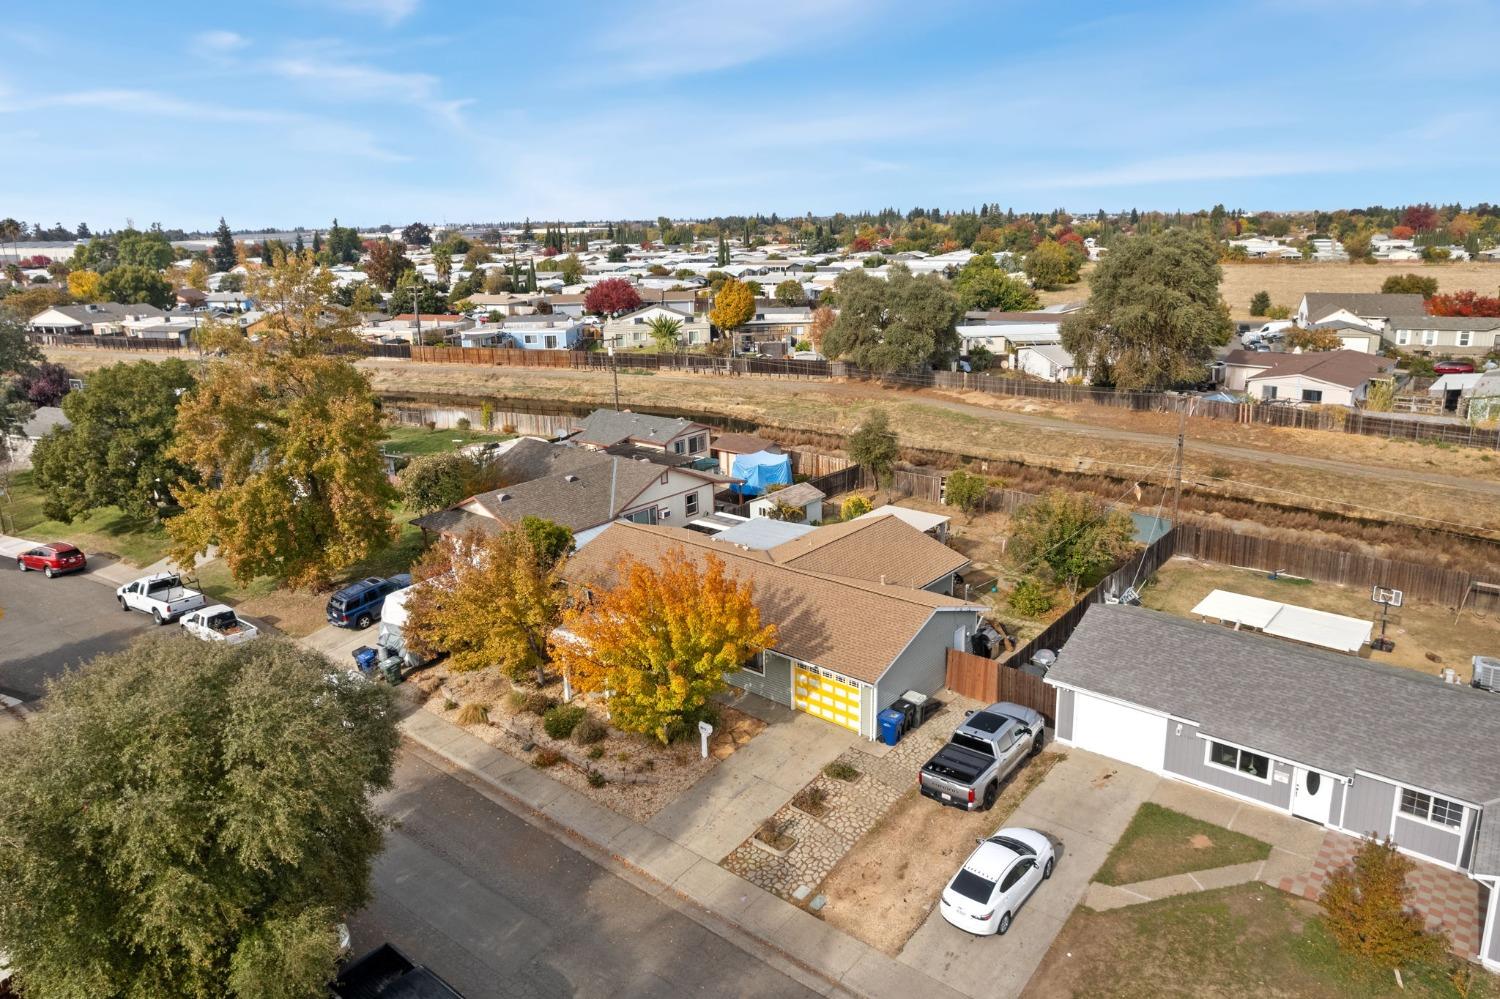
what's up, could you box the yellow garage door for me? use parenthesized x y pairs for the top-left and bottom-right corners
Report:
(792, 666), (863, 733)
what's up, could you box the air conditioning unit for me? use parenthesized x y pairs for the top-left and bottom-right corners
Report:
(659, 510), (670, 519)
(1473, 656), (1500, 693)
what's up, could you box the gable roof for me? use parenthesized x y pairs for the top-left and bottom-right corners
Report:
(1389, 316), (1500, 332)
(1242, 349), (1392, 388)
(30, 302), (165, 325)
(1301, 292), (1426, 324)
(571, 408), (707, 448)
(1050, 605), (1500, 805)
(711, 432), (778, 455)
(764, 514), (967, 588)
(754, 481), (826, 508)
(564, 522), (980, 684)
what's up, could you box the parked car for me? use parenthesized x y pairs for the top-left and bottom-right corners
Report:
(180, 604), (259, 644)
(116, 572), (207, 624)
(325, 573), (412, 629)
(939, 827), (1056, 936)
(1434, 359), (1476, 375)
(15, 542), (86, 577)
(332, 944), (464, 999)
(919, 701), (1045, 810)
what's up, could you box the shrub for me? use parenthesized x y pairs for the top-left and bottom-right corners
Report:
(572, 715), (608, 746)
(533, 748), (563, 768)
(792, 785), (829, 815)
(1319, 837), (1445, 971)
(520, 691), (555, 715)
(823, 760), (860, 782)
(1249, 290), (1271, 316)
(455, 702), (489, 726)
(542, 704), (587, 739)
(480, 402), (493, 430)
(840, 494), (872, 521)
(1008, 577), (1054, 617)
(501, 423), (517, 435)
(586, 768), (607, 788)
(586, 745), (605, 760)
(944, 469), (989, 515)
(455, 416), (471, 432)
(443, 698), (459, 711)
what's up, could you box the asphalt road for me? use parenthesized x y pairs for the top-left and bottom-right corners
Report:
(0, 564), (154, 702)
(350, 750), (822, 999)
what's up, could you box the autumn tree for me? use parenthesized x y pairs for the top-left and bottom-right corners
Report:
(1010, 490), (1133, 597)
(822, 265), (962, 373)
(1023, 240), (1080, 290)
(364, 238), (411, 291)
(709, 277), (756, 335)
(584, 277), (643, 316)
(848, 407), (899, 485)
(1426, 289), (1500, 318)
(552, 547), (776, 743)
(1382, 273), (1437, 298)
(1061, 229), (1232, 390)
(19, 361), (69, 407)
(646, 314), (683, 351)
(1284, 326), (1344, 352)
(807, 305), (835, 355)
(0, 636), (397, 999)
(66, 268), (102, 301)
(952, 254), (1040, 312)
(185, 258), (210, 291)
(403, 525), (566, 684)
(1320, 837), (1444, 975)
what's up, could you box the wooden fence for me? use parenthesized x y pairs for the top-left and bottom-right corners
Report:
(409, 345), (573, 367)
(944, 649), (1058, 722)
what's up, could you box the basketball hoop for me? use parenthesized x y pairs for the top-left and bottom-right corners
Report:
(1371, 586), (1403, 608)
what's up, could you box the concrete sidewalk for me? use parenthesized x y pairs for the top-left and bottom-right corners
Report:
(0, 532), (182, 589)
(399, 700), (967, 999)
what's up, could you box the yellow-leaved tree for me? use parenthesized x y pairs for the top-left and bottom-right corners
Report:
(709, 277), (755, 339)
(551, 547), (775, 743)
(402, 525), (566, 685)
(66, 269), (102, 302)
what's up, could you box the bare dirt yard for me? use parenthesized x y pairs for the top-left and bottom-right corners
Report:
(817, 751), (1061, 955)
(1139, 557), (1500, 682)
(412, 665), (765, 823)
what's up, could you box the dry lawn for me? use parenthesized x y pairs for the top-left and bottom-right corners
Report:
(817, 750), (1061, 955)
(1139, 557), (1500, 682)
(1218, 259), (1500, 319)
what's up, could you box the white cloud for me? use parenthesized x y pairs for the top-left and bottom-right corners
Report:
(194, 30), (249, 52)
(314, 0), (420, 27)
(269, 56), (471, 128)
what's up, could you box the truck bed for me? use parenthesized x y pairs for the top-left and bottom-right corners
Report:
(921, 744), (993, 785)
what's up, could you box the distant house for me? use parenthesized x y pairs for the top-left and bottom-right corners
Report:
(175, 288), (207, 309)
(1389, 317), (1500, 357)
(204, 291), (251, 312)
(570, 409), (711, 461)
(1221, 349), (1392, 405)
(1295, 292), (1426, 332)
(27, 302), (166, 336)
(367, 313), (472, 344)
(955, 311), (1064, 356)
(600, 304), (710, 349)
(458, 313), (584, 350)
(3, 406), (68, 469)
(710, 432), (779, 476)
(1014, 343), (1081, 382)
(748, 482), (825, 523)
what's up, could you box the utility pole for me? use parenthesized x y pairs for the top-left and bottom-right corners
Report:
(1171, 404), (1186, 524)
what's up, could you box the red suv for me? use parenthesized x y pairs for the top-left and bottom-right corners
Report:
(16, 542), (87, 577)
(1433, 360), (1475, 375)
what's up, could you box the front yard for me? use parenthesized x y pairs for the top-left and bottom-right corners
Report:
(1023, 883), (1497, 999)
(1094, 803), (1272, 887)
(1140, 557), (1500, 682)
(1, 469), (171, 567)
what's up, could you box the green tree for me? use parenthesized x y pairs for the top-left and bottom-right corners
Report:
(822, 265), (962, 373)
(116, 228), (174, 271)
(390, 273), (444, 317)
(1023, 240), (1080, 290)
(1061, 229), (1233, 390)
(716, 233), (730, 267)
(32, 359), (197, 523)
(607, 245), (628, 263)
(431, 245), (453, 286)
(943, 468), (988, 516)
(325, 218), (362, 264)
(0, 636), (397, 999)
(773, 279), (806, 306)
(212, 216), (238, 272)
(952, 254), (1040, 312)
(1381, 273), (1438, 297)
(1009, 490), (1134, 597)
(558, 253), (584, 286)
(397, 451), (479, 515)
(0, 315), (42, 375)
(1249, 290), (1271, 316)
(848, 408), (899, 486)
(1319, 837), (1444, 973)
(646, 314), (684, 351)
(520, 515), (573, 566)
(401, 222), (432, 246)
(98, 263), (174, 308)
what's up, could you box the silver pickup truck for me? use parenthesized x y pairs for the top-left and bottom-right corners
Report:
(919, 702), (1045, 811)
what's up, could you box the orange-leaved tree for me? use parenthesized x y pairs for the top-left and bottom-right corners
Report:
(1319, 837), (1445, 973)
(403, 525), (566, 684)
(551, 547), (775, 743)
(709, 277), (755, 337)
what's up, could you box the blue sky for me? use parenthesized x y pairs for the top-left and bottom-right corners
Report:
(2, 0), (1498, 231)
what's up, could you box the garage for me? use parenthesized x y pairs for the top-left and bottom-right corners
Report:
(1069, 692), (1167, 773)
(793, 665), (863, 733)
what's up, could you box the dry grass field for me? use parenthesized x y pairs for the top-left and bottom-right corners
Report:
(1219, 259), (1500, 318)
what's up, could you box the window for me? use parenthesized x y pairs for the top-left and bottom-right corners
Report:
(684, 491), (699, 516)
(1422, 330), (1437, 346)
(1301, 389), (1323, 403)
(1262, 386), (1278, 401)
(741, 651), (766, 676)
(545, 335), (558, 349)
(1396, 329), (1411, 345)
(999, 863), (1028, 893)
(1399, 788), (1464, 828)
(1459, 332), (1472, 347)
(1206, 741), (1271, 781)
(525, 334), (537, 345)
(623, 508), (657, 524)
(672, 439), (685, 454)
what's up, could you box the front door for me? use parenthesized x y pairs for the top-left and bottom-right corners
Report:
(1290, 767), (1334, 824)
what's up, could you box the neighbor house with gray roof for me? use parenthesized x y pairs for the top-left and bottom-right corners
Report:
(27, 302), (166, 336)
(1295, 292), (1427, 330)
(570, 408), (711, 461)
(1046, 604), (1500, 972)
(1389, 316), (1500, 357)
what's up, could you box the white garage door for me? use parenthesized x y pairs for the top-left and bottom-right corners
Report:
(1070, 693), (1167, 773)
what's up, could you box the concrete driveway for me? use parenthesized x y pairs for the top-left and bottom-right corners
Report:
(896, 749), (1159, 999)
(298, 620), (377, 666)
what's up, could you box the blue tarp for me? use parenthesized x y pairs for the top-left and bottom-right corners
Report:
(730, 450), (792, 496)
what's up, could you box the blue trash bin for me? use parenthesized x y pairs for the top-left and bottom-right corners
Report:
(352, 645), (379, 675)
(878, 708), (905, 747)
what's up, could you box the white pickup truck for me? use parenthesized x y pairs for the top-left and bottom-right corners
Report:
(116, 572), (207, 624)
(180, 604), (259, 644)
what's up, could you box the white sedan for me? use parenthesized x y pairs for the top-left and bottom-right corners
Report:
(939, 827), (1055, 936)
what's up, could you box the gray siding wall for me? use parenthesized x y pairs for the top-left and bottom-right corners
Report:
(1461, 815), (1479, 871)
(1393, 815), (1463, 867)
(1328, 779), (1345, 829)
(1055, 687), (1075, 742)
(1487, 884), (1500, 968)
(875, 610), (980, 710)
(1162, 723), (1292, 809)
(1343, 777), (1396, 839)
(728, 651), (793, 707)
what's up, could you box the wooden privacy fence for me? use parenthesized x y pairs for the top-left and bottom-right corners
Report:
(409, 345), (573, 367)
(945, 649), (1058, 723)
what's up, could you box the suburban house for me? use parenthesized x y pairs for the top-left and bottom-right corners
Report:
(458, 314), (585, 350)
(2, 405), (68, 469)
(564, 521), (985, 738)
(956, 311), (1063, 356)
(27, 302), (166, 336)
(634, 287), (706, 314)
(855, 503), (951, 543)
(1014, 343), (1082, 382)
(365, 313), (472, 344)
(750, 513), (969, 593)
(1220, 349), (1392, 405)
(600, 304), (710, 349)
(412, 438), (725, 548)
(733, 302), (814, 353)
(1046, 604), (1500, 974)
(710, 432), (780, 476)
(1295, 292), (1426, 332)
(1388, 316), (1500, 357)
(747, 482), (825, 523)
(570, 409), (711, 462)
(1306, 320), (1384, 354)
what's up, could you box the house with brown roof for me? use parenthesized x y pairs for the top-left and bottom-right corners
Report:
(710, 432), (779, 476)
(1239, 350), (1394, 406)
(564, 521), (985, 737)
(747, 482), (826, 523)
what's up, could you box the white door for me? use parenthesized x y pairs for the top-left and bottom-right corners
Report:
(1070, 694), (1167, 773)
(1290, 767), (1334, 824)
(953, 624), (968, 651)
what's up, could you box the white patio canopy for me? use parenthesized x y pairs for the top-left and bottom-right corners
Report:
(1189, 589), (1372, 654)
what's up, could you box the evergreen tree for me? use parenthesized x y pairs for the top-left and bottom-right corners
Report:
(717, 233), (729, 267)
(76, 221), (91, 239)
(211, 217), (237, 273)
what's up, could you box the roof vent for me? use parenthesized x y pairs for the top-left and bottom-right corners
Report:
(563, 474), (579, 482)
(495, 492), (511, 502)
(879, 574), (887, 585)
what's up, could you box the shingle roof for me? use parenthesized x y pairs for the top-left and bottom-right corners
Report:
(766, 514), (968, 589)
(1243, 349), (1393, 389)
(1302, 292), (1426, 323)
(571, 408), (707, 448)
(1473, 807), (1500, 876)
(1050, 605), (1500, 805)
(711, 432), (777, 455)
(33, 302), (165, 324)
(564, 522), (980, 684)
(1389, 316), (1500, 332)
(758, 482), (826, 508)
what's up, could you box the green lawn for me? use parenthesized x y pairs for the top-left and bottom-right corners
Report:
(0, 470), (172, 567)
(381, 426), (513, 457)
(1024, 884), (1493, 999)
(1094, 803), (1273, 886)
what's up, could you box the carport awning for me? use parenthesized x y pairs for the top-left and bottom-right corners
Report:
(1190, 589), (1372, 654)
